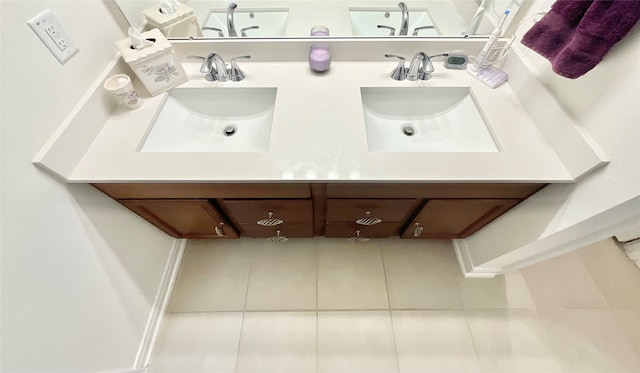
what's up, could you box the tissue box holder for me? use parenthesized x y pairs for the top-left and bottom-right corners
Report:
(116, 28), (188, 96)
(143, 2), (202, 38)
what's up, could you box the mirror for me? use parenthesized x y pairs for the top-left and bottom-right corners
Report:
(112, 0), (526, 39)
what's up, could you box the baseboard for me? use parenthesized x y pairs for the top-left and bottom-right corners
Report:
(453, 239), (502, 278)
(134, 238), (187, 370)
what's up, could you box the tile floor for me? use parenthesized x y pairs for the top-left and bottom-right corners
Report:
(148, 237), (640, 373)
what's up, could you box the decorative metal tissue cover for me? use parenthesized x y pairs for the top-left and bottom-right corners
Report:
(115, 28), (188, 96)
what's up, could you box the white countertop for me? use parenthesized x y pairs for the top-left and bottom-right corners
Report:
(69, 61), (573, 183)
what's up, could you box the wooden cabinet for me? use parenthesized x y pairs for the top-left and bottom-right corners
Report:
(221, 199), (314, 238)
(120, 199), (238, 239)
(324, 198), (420, 239)
(93, 182), (546, 241)
(401, 199), (519, 239)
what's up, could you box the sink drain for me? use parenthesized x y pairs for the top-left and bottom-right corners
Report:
(223, 125), (237, 137)
(402, 125), (415, 136)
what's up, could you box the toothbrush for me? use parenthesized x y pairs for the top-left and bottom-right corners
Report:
(472, 9), (510, 70)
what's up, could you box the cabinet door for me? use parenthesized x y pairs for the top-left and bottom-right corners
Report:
(402, 199), (519, 239)
(120, 199), (238, 239)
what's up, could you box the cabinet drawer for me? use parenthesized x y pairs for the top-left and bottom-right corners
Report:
(402, 199), (519, 239)
(223, 200), (313, 223)
(240, 222), (314, 238)
(325, 222), (400, 238)
(325, 199), (418, 223)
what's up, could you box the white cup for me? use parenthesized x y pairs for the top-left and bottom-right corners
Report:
(103, 74), (142, 109)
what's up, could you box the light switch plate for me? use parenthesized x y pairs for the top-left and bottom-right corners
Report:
(27, 9), (79, 64)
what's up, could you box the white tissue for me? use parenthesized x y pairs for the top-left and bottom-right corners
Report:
(128, 27), (154, 49)
(159, 0), (179, 14)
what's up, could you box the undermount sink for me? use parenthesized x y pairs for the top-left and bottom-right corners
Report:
(140, 88), (277, 153)
(203, 9), (288, 37)
(349, 8), (439, 36)
(360, 87), (498, 153)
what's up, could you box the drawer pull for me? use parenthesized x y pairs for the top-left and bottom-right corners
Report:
(215, 222), (227, 237)
(356, 211), (382, 226)
(349, 229), (370, 242)
(257, 211), (284, 227)
(413, 222), (424, 237)
(268, 229), (289, 242)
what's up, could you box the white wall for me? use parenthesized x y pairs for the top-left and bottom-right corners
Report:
(463, 0), (640, 270)
(0, 1), (176, 372)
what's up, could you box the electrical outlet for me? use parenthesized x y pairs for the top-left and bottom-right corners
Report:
(27, 9), (78, 64)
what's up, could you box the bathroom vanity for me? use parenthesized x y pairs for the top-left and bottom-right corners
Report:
(34, 38), (606, 244)
(92, 182), (545, 240)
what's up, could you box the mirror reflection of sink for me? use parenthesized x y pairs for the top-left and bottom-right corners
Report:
(349, 8), (439, 36)
(360, 87), (498, 153)
(140, 88), (277, 153)
(203, 9), (288, 37)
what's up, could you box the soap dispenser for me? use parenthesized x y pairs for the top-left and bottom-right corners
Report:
(309, 26), (331, 72)
(115, 28), (188, 96)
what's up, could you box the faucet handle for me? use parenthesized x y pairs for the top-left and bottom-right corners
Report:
(385, 54), (407, 80)
(202, 27), (225, 37)
(187, 55), (210, 74)
(228, 55), (251, 82)
(241, 26), (260, 37)
(377, 25), (396, 36)
(412, 25), (435, 36)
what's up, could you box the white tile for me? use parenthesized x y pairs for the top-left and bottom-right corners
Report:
(318, 311), (398, 373)
(380, 239), (463, 309)
(458, 272), (535, 309)
(235, 312), (316, 373)
(317, 239), (389, 310)
(148, 312), (243, 373)
(579, 239), (640, 308)
(169, 239), (257, 312)
(466, 309), (562, 373)
(540, 309), (640, 373)
(519, 250), (608, 309)
(392, 310), (481, 373)
(245, 239), (317, 311)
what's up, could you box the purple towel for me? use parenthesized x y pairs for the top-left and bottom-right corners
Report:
(522, 0), (640, 79)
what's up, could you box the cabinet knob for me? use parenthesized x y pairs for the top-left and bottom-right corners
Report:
(268, 229), (288, 242)
(215, 222), (227, 237)
(257, 211), (284, 226)
(356, 211), (382, 226)
(349, 229), (370, 242)
(413, 222), (424, 237)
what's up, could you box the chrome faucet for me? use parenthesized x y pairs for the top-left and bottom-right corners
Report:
(407, 52), (434, 80)
(398, 2), (409, 36)
(385, 54), (407, 80)
(227, 2), (238, 37)
(188, 53), (229, 81)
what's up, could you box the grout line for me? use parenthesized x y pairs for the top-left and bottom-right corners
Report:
(233, 244), (256, 373)
(380, 242), (402, 373)
(462, 309), (483, 371)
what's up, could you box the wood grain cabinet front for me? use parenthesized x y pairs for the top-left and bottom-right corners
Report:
(401, 199), (519, 239)
(120, 199), (239, 239)
(220, 199), (314, 238)
(324, 199), (420, 239)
